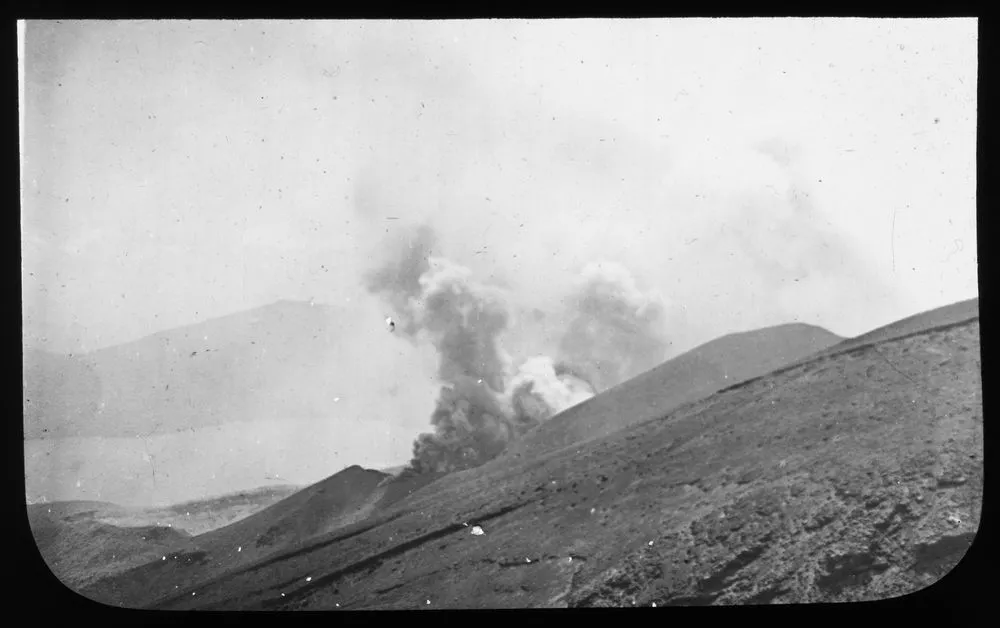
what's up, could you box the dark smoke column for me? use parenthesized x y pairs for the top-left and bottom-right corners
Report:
(364, 224), (542, 475)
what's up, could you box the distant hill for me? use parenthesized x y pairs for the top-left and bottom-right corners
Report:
(22, 349), (103, 438)
(505, 322), (843, 460)
(196, 465), (390, 557)
(95, 485), (303, 537)
(23, 300), (349, 439)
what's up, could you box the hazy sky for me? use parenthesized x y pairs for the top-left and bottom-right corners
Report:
(22, 19), (977, 356)
(19, 19), (979, 504)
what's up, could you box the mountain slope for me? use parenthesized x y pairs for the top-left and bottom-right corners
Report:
(22, 349), (103, 438)
(27, 484), (304, 591)
(28, 501), (191, 590)
(506, 322), (842, 460)
(76, 466), (449, 607)
(23, 300), (347, 439)
(818, 297), (978, 358)
(197, 465), (390, 556)
(136, 299), (978, 609)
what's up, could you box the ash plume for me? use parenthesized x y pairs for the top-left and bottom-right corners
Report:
(364, 224), (436, 336)
(413, 377), (514, 473)
(558, 261), (670, 393)
(414, 258), (511, 393)
(366, 226), (670, 475)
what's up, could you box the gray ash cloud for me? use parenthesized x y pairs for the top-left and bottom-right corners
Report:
(365, 224), (669, 475)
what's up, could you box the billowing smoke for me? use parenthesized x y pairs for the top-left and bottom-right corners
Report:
(364, 224), (436, 336)
(510, 356), (595, 415)
(415, 258), (511, 393)
(413, 377), (516, 472)
(365, 225), (670, 474)
(558, 261), (671, 393)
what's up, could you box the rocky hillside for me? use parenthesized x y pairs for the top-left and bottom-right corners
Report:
(74, 299), (981, 608)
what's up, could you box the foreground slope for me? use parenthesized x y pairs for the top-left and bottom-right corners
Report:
(28, 485), (301, 590)
(106, 299), (981, 609)
(506, 322), (842, 461)
(28, 501), (191, 590)
(78, 466), (446, 607)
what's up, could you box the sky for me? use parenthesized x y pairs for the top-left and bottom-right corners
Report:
(19, 19), (979, 503)
(21, 19), (977, 355)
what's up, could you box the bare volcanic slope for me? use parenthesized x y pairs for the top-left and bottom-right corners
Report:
(78, 466), (447, 607)
(24, 300), (348, 439)
(816, 297), (978, 359)
(197, 466), (390, 555)
(28, 501), (191, 591)
(505, 322), (843, 462)
(28, 485), (301, 592)
(138, 299), (980, 609)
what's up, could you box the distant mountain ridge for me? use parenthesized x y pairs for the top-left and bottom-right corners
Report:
(23, 300), (348, 439)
